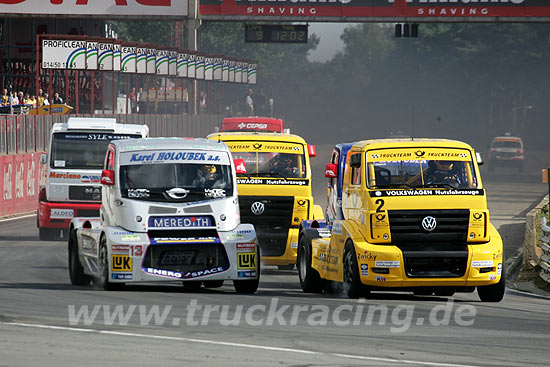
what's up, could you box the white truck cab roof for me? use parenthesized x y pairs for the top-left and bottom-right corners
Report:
(51, 117), (149, 136)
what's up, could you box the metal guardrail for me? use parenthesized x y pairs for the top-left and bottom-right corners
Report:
(0, 114), (221, 155)
(539, 217), (550, 284)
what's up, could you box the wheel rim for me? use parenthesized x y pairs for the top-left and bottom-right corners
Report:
(343, 250), (353, 285)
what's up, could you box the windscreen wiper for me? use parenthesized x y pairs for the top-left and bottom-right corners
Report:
(254, 172), (289, 180)
(373, 183), (416, 190)
(417, 183), (457, 189)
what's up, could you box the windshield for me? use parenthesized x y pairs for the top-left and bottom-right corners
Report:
(231, 151), (306, 179)
(51, 132), (141, 169)
(491, 140), (521, 149)
(120, 163), (233, 202)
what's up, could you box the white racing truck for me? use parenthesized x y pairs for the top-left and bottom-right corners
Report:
(68, 137), (260, 293)
(38, 117), (149, 240)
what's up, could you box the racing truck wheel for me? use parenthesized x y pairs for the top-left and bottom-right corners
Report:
(68, 228), (91, 286)
(97, 236), (125, 291)
(343, 241), (370, 299)
(233, 246), (260, 294)
(477, 264), (505, 302)
(297, 232), (324, 293)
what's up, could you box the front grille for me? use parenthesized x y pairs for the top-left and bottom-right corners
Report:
(69, 186), (102, 201)
(388, 210), (469, 244)
(403, 249), (468, 278)
(239, 196), (294, 257)
(143, 241), (229, 273)
(76, 209), (99, 217)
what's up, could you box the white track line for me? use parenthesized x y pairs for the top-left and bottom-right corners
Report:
(0, 213), (36, 223)
(2, 321), (483, 367)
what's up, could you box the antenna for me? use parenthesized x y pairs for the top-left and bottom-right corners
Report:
(411, 106), (415, 141)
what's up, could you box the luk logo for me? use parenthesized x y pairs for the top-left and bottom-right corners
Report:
(421, 216), (437, 232)
(414, 150), (425, 158)
(238, 252), (256, 270)
(111, 255), (132, 272)
(251, 201), (265, 215)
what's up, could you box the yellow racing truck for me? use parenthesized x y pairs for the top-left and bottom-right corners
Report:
(208, 130), (323, 269)
(298, 138), (505, 302)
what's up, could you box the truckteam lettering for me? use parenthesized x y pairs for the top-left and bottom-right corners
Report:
(130, 152), (220, 162)
(148, 216), (213, 228)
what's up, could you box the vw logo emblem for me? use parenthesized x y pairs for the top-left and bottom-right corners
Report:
(421, 216), (437, 231)
(251, 201), (265, 215)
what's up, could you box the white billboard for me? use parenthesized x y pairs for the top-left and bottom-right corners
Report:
(156, 49), (169, 75)
(86, 41), (98, 70)
(146, 47), (156, 74)
(42, 39), (86, 70)
(136, 46), (147, 74)
(247, 62), (257, 84)
(121, 45), (136, 73)
(222, 59), (229, 82)
(204, 57), (213, 81)
(1, 0), (187, 17)
(177, 52), (188, 78)
(169, 50), (178, 76)
(187, 53), (196, 79)
(213, 57), (223, 80)
(195, 55), (205, 80)
(98, 41), (114, 71)
(113, 43), (121, 71)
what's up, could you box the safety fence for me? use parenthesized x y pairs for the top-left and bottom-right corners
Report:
(0, 113), (221, 217)
(0, 113), (222, 156)
(540, 217), (550, 285)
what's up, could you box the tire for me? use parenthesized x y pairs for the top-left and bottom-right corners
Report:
(68, 228), (91, 286)
(182, 281), (203, 291)
(434, 288), (455, 297)
(39, 227), (55, 241)
(203, 280), (224, 288)
(343, 241), (369, 299)
(97, 236), (124, 291)
(478, 271), (505, 302)
(277, 264), (295, 271)
(297, 232), (324, 293)
(233, 246), (260, 294)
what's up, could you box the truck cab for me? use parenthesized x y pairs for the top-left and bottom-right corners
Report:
(68, 137), (260, 293)
(38, 117), (148, 240)
(299, 138), (505, 302)
(208, 130), (323, 269)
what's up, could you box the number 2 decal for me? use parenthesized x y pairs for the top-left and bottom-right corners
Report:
(375, 199), (385, 213)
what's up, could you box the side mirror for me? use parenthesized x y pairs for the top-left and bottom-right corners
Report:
(476, 152), (483, 166)
(101, 169), (115, 185)
(350, 153), (361, 168)
(325, 163), (338, 178)
(40, 153), (48, 165)
(308, 145), (317, 158)
(234, 159), (247, 174)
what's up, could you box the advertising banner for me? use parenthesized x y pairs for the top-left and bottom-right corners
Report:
(177, 52), (188, 78)
(187, 53), (196, 79)
(169, 50), (178, 76)
(213, 57), (223, 80)
(0, 152), (42, 217)
(86, 41), (98, 70)
(121, 44), (137, 73)
(98, 41), (114, 71)
(147, 47), (157, 74)
(42, 39), (86, 70)
(195, 55), (205, 80)
(204, 57), (214, 81)
(247, 62), (257, 84)
(234, 61), (242, 83)
(199, 0), (550, 22)
(228, 60), (235, 83)
(156, 49), (170, 75)
(222, 58), (230, 82)
(1, 1), (188, 18)
(136, 46), (147, 74)
(113, 42), (122, 71)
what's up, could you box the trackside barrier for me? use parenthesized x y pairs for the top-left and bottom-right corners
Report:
(539, 217), (550, 285)
(0, 114), (221, 155)
(0, 114), (221, 217)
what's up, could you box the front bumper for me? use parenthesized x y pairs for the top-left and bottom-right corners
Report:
(355, 240), (503, 287)
(261, 228), (299, 266)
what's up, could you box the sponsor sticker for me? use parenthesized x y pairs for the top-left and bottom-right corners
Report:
(150, 237), (219, 244)
(148, 216), (214, 229)
(121, 234), (141, 242)
(226, 233), (245, 240)
(488, 274), (497, 281)
(290, 242), (298, 249)
(236, 243), (255, 250)
(145, 266), (226, 279)
(112, 273), (133, 280)
(357, 251), (377, 261)
(50, 208), (74, 219)
(361, 264), (369, 276)
(497, 263), (502, 276)
(238, 271), (257, 278)
(375, 275), (387, 282)
(111, 244), (129, 253)
(238, 252), (256, 270)
(374, 261), (400, 268)
(112, 255), (132, 272)
(472, 260), (494, 268)
(332, 221), (343, 235)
